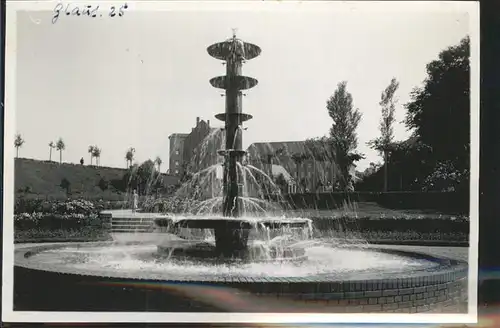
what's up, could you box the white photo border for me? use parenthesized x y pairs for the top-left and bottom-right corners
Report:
(2, 0), (479, 324)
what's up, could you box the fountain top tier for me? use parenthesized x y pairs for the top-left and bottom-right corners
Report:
(207, 32), (262, 61)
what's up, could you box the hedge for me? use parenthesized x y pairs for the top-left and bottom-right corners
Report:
(271, 191), (469, 214)
(310, 217), (469, 234)
(14, 213), (102, 230)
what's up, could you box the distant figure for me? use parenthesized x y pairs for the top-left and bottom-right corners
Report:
(132, 189), (139, 212)
(80, 157), (84, 165)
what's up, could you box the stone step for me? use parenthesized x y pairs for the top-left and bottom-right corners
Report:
(111, 221), (155, 225)
(111, 224), (153, 229)
(111, 228), (154, 232)
(112, 218), (156, 222)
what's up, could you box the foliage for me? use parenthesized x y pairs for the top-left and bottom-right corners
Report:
(142, 196), (201, 214)
(360, 37), (470, 193)
(15, 227), (110, 242)
(122, 159), (163, 195)
(60, 177), (71, 194)
(325, 82), (364, 190)
(404, 36), (470, 170)
(14, 198), (102, 231)
(98, 177), (110, 191)
(304, 137), (335, 161)
(15, 198), (96, 215)
(422, 161), (469, 192)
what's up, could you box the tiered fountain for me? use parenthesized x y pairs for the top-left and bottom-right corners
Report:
(153, 31), (311, 261)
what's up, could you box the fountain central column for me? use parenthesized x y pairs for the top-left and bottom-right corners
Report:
(208, 32), (261, 257)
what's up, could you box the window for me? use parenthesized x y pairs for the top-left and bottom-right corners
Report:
(175, 150), (180, 155)
(175, 161), (179, 166)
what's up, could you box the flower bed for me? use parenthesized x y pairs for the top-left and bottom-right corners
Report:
(15, 227), (111, 243)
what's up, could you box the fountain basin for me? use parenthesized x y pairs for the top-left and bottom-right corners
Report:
(14, 242), (467, 313)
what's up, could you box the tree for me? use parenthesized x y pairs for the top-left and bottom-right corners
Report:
(368, 78), (400, 191)
(123, 159), (162, 195)
(88, 145), (95, 165)
(60, 177), (71, 195)
(274, 173), (288, 194)
(92, 146), (101, 166)
(56, 138), (65, 164)
(291, 153), (306, 191)
(48, 141), (55, 161)
(404, 36), (470, 190)
(98, 177), (109, 191)
(326, 81), (363, 190)
(14, 134), (25, 158)
(155, 156), (163, 173)
(305, 137), (342, 191)
(125, 147), (135, 168)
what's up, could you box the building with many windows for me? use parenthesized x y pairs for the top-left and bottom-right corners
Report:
(168, 133), (188, 176)
(169, 117), (224, 178)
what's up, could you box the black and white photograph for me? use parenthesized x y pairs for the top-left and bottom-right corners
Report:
(3, 1), (479, 323)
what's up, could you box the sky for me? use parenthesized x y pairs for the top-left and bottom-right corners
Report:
(14, 3), (471, 171)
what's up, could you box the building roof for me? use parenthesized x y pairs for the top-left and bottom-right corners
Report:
(168, 133), (189, 139)
(246, 141), (307, 156)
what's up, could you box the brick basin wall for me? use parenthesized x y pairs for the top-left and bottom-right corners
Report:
(227, 268), (468, 313)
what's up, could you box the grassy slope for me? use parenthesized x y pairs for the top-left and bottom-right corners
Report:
(15, 158), (179, 200)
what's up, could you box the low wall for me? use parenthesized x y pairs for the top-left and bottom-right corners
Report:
(238, 272), (468, 313)
(274, 191), (469, 214)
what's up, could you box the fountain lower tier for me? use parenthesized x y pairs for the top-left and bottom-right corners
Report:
(156, 239), (307, 263)
(154, 217), (311, 230)
(154, 216), (311, 259)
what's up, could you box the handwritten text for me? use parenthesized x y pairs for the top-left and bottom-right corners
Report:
(52, 3), (128, 24)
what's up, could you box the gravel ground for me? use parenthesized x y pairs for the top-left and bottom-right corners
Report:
(373, 244), (469, 262)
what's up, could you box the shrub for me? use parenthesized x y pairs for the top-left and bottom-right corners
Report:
(142, 196), (202, 214)
(98, 178), (110, 191)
